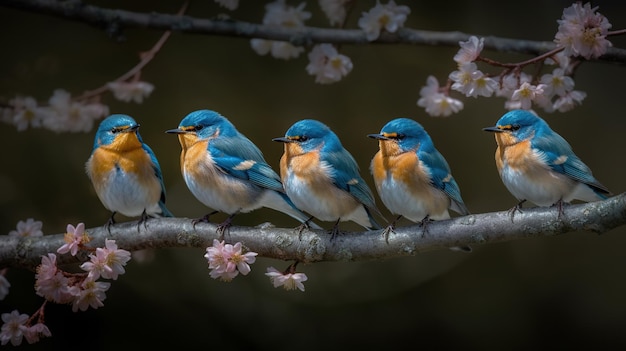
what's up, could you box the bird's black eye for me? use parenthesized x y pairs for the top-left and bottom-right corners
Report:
(298, 135), (309, 142)
(384, 133), (404, 140)
(111, 127), (122, 134)
(511, 124), (521, 131)
(194, 125), (204, 132)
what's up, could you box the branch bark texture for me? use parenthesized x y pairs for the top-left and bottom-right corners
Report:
(2, 0), (626, 64)
(1, 193), (625, 271)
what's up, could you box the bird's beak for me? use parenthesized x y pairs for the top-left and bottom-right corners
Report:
(130, 124), (140, 131)
(165, 128), (185, 134)
(272, 137), (293, 143)
(367, 133), (391, 140)
(482, 126), (504, 133)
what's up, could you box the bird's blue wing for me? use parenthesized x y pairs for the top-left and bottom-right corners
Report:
(532, 133), (609, 194)
(419, 148), (469, 215)
(321, 149), (378, 210)
(209, 134), (284, 193)
(141, 143), (173, 217)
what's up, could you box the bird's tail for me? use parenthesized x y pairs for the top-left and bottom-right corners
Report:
(158, 202), (174, 217)
(364, 206), (384, 231)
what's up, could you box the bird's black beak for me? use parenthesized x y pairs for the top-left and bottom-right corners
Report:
(367, 133), (391, 140)
(272, 137), (293, 143)
(482, 126), (503, 133)
(165, 128), (185, 134)
(127, 124), (140, 132)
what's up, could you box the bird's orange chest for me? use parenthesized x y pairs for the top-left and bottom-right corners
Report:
(91, 134), (151, 179)
(372, 141), (427, 184)
(494, 134), (535, 172)
(281, 143), (316, 171)
(178, 135), (209, 175)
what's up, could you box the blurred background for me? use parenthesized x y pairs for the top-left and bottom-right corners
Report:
(1, 0), (626, 349)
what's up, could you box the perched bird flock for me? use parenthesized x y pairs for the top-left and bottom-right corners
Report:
(86, 109), (611, 248)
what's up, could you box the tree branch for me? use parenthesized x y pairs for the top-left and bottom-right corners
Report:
(2, 0), (626, 65)
(2, 192), (625, 271)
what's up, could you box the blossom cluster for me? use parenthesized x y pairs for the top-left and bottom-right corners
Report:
(1, 81), (154, 133)
(1, 219), (45, 302)
(205, 239), (258, 281)
(249, 0), (409, 84)
(418, 2), (611, 117)
(1, 90), (108, 133)
(0, 222), (131, 346)
(203, 239), (309, 291)
(1, 220), (312, 343)
(0, 310), (50, 346)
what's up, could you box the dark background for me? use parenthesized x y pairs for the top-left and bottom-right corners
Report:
(1, 1), (626, 349)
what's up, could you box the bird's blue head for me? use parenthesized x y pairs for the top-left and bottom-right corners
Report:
(483, 109), (551, 143)
(165, 110), (243, 152)
(93, 114), (141, 150)
(272, 119), (343, 153)
(368, 118), (433, 154)
(166, 109), (238, 140)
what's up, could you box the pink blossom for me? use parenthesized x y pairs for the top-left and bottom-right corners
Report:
(57, 223), (89, 256)
(454, 36), (484, 64)
(35, 271), (76, 304)
(319, 0), (350, 26)
(204, 240), (257, 281)
(417, 76), (464, 117)
(554, 2), (612, 59)
(511, 82), (547, 110)
(8, 96), (43, 131)
(35, 253), (59, 281)
(358, 0), (411, 41)
(23, 323), (51, 344)
(540, 68), (575, 97)
(107, 81), (155, 103)
(44, 90), (109, 133)
(81, 239), (131, 280)
(553, 90), (587, 112)
(250, 0), (310, 60)
(265, 266), (308, 292)
(0, 310), (29, 346)
(306, 44), (353, 84)
(8, 218), (43, 237)
(71, 279), (110, 312)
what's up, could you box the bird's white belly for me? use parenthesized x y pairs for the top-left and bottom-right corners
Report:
(284, 172), (368, 225)
(500, 166), (575, 206)
(183, 166), (261, 215)
(377, 177), (449, 222)
(98, 170), (160, 217)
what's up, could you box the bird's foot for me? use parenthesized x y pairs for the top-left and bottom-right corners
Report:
(216, 215), (235, 241)
(507, 200), (526, 222)
(192, 210), (219, 229)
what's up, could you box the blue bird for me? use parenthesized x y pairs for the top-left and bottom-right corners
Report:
(166, 109), (320, 237)
(483, 109), (611, 216)
(273, 119), (384, 239)
(368, 118), (471, 251)
(86, 114), (173, 232)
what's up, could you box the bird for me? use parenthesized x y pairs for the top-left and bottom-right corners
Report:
(483, 109), (611, 218)
(368, 118), (471, 251)
(166, 109), (320, 237)
(273, 119), (384, 239)
(85, 114), (173, 232)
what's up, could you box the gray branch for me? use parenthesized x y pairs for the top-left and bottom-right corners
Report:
(1, 192), (625, 271)
(1, 0), (625, 271)
(2, 0), (626, 64)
